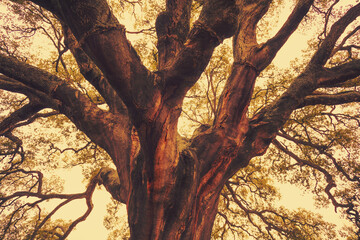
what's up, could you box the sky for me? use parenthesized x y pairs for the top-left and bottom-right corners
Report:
(1, 0), (358, 239)
(57, 167), (121, 240)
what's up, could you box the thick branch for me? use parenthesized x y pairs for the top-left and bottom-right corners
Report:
(259, 0), (314, 69)
(162, 0), (239, 103)
(202, 2), (360, 168)
(0, 53), (133, 203)
(0, 74), (60, 107)
(191, 1), (273, 171)
(318, 59), (360, 86)
(0, 102), (44, 136)
(234, 0), (271, 55)
(156, 0), (192, 69)
(62, 24), (135, 198)
(32, 0), (157, 122)
(300, 91), (360, 107)
(62, 24), (127, 115)
(0, 53), (112, 144)
(98, 167), (127, 203)
(309, 3), (360, 66)
(214, 0), (272, 131)
(25, 0), (62, 17)
(332, 25), (360, 56)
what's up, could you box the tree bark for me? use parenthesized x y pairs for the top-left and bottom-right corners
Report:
(2, 0), (360, 239)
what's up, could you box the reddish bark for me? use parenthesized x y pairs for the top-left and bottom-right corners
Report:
(1, 0), (360, 239)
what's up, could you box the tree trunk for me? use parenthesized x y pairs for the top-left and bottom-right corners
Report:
(8, 0), (360, 239)
(127, 149), (226, 240)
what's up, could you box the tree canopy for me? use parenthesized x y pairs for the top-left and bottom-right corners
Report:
(0, 0), (360, 239)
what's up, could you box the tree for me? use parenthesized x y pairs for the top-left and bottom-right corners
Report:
(1, 0), (360, 239)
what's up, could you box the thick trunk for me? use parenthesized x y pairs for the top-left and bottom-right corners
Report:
(127, 149), (224, 240)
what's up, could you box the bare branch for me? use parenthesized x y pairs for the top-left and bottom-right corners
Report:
(0, 165), (127, 239)
(309, 3), (360, 66)
(318, 0), (340, 38)
(1, 132), (25, 171)
(273, 139), (360, 228)
(126, 27), (155, 35)
(277, 132), (360, 183)
(26, 172), (100, 240)
(0, 169), (43, 194)
(225, 182), (308, 238)
(10, 111), (59, 131)
(59, 173), (99, 240)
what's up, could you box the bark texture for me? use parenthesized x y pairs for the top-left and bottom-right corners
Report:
(1, 0), (360, 239)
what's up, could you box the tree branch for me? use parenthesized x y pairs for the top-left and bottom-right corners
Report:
(1, 132), (25, 171)
(213, 0), (272, 132)
(318, 59), (360, 87)
(29, 0), (157, 123)
(59, 173), (100, 240)
(277, 132), (360, 183)
(0, 53), (119, 150)
(299, 91), (360, 107)
(331, 25), (360, 56)
(162, 0), (239, 102)
(259, 0), (314, 70)
(1, 169), (101, 240)
(26, 0), (61, 17)
(156, 0), (192, 69)
(61, 24), (128, 115)
(191, 2), (273, 171)
(273, 139), (360, 228)
(0, 99), (57, 140)
(309, 3), (360, 66)
(0, 102), (44, 135)
(98, 167), (127, 203)
(0, 169), (44, 195)
(0, 74), (60, 107)
(242, 4), (360, 159)
(0, 164), (129, 239)
(225, 182), (305, 238)
(0, 54), (133, 196)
